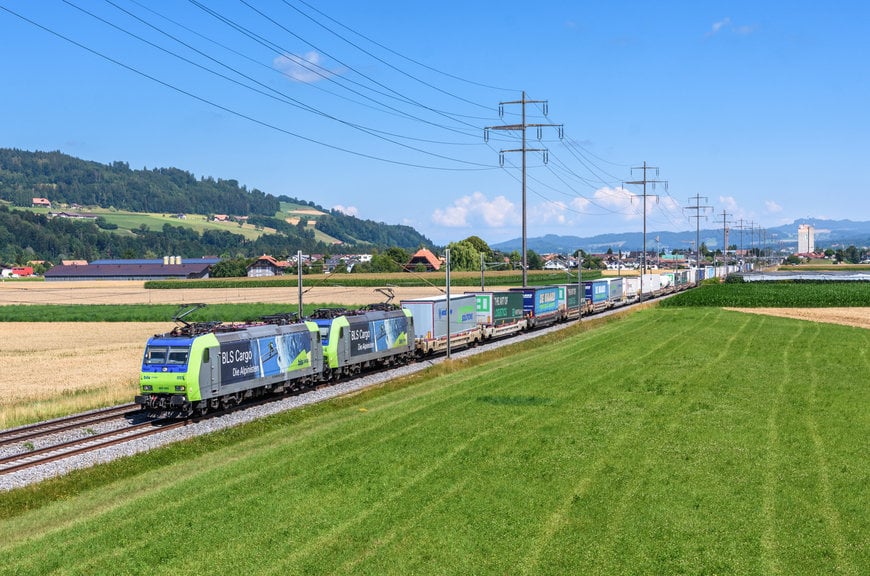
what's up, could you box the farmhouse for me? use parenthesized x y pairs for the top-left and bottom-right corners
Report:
(31, 197), (51, 208)
(407, 248), (441, 271)
(247, 255), (290, 277)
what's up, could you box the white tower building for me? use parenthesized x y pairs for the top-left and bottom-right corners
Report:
(797, 224), (815, 254)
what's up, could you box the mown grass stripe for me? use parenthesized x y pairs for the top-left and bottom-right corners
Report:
(801, 327), (857, 575)
(760, 320), (803, 575)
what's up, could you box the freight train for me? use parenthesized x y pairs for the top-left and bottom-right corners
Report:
(136, 267), (735, 416)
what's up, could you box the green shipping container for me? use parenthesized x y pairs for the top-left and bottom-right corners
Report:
(471, 291), (525, 326)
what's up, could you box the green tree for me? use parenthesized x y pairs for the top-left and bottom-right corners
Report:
(463, 235), (493, 261)
(526, 250), (543, 270)
(384, 247), (410, 269)
(446, 241), (479, 271)
(211, 257), (252, 278)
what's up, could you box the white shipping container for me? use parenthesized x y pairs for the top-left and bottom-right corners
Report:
(624, 276), (641, 299)
(641, 273), (662, 294)
(401, 294), (478, 340)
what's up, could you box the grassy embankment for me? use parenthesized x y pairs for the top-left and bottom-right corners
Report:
(1, 301), (866, 574)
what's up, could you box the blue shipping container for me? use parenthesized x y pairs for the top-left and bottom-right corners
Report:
(583, 280), (610, 303)
(509, 286), (560, 317)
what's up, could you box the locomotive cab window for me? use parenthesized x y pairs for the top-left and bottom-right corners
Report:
(144, 346), (167, 365)
(167, 347), (190, 365)
(144, 345), (190, 365)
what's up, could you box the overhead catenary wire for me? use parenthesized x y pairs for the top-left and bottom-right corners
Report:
(0, 3), (498, 172)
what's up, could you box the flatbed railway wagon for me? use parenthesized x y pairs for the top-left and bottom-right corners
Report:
(137, 317), (322, 416)
(469, 291), (527, 339)
(583, 279), (611, 313)
(401, 294), (481, 355)
(510, 286), (561, 328)
(555, 283), (587, 320)
(604, 277), (626, 307)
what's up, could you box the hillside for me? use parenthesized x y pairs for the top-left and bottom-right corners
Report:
(0, 148), (433, 262)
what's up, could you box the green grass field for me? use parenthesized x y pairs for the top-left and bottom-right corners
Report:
(0, 303), (341, 322)
(144, 269), (601, 290)
(662, 280), (870, 307)
(1, 307), (866, 574)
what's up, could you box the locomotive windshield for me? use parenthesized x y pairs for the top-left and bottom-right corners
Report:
(144, 345), (190, 366)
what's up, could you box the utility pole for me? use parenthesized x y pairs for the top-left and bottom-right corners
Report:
(297, 249), (303, 320)
(485, 91), (563, 287)
(624, 162), (667, 301)
(719, 210), (730, 266)
(684, 194), (711, 285)
(735, 218), (747, 269)
(445, 248), (451, 359)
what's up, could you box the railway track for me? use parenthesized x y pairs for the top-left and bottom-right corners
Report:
(0, 403), (142, 448)
(0, 419), (185, 474)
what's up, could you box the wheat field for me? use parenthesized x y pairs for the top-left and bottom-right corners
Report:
(0, 322), (168, 428)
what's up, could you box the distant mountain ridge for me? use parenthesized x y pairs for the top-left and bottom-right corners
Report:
(491, 218), (870, 254)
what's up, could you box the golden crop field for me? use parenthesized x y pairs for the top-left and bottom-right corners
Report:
(0, 322), (167, 428)
(0, 280), (447, 306)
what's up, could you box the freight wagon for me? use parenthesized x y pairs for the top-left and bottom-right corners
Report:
(469, 291), (528, 339)
(401, 294), (482, 355)
(510, 286), (562, 328)
(555, 283), (588, 320)
(583, 279), (610, 313)
(603, 277), (626, 307)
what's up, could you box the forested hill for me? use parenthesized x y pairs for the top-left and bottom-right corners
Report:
(0, 148), (278, 216)
(0, 148), (433, 251)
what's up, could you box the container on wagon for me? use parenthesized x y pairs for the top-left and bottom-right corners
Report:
(509, 285), (561, 326)
(469, 291), (525, 326)
(624, 276), (641, 301)
(583, 279), (610, 303)
(640, 274), (661, 294)
(554, 284), (582, 319)
(400, 294), (478, 340)
(604, 277), (625, 304)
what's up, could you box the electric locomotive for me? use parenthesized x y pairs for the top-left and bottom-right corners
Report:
(136, 306), (322, 416)
(308, 304), (415, 381)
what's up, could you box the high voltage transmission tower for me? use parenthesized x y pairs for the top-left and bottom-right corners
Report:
(719, 210), (731, 265)
(684, 194), (711, 284)
(624, 161), (666, 301)
(485, 91), (563, 287)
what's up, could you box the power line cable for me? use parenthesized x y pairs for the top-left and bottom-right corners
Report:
(290, 0), (518, 94)
(0, 3), (494, 172)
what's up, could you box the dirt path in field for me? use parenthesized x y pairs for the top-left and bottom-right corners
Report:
(0, 281), (469, 306)
(727, 307), (870, 329)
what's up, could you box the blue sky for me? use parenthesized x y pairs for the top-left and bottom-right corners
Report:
(2, 1), (867, 246)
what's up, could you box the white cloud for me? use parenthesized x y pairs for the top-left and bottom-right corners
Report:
(764, 200), (783, 213)
(592, 186), (644, 220)
(333, 204), (358, 217)
(274, 51), (336, 83)
(431, 191), (519, 228)
(706, 17), (756, 38)
(719, 195), (740, 212)
(707, 17), (731, 37)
